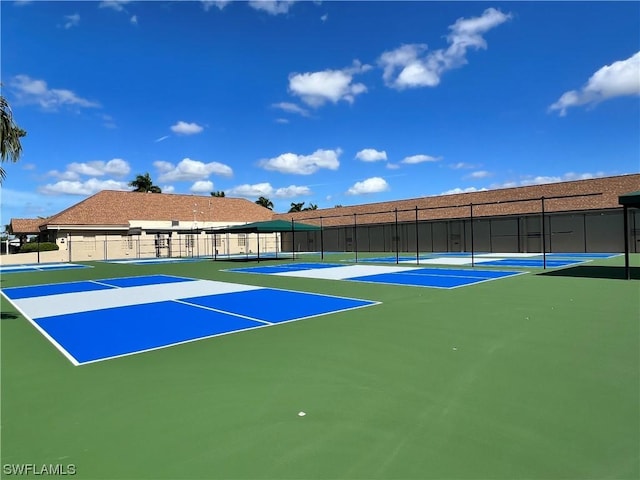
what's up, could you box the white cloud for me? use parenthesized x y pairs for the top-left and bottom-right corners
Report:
(202, 0), (230, 11)
(63, 13), (80, 29)
(386, 163), (400, 170)
(170, 121), (204, 135)
(155, 158), (233, 182)
(355, 148), (387, 162)
(259, 148), (341, 175)
(155, 135), (170, 143)
(190, 180), (214, 193)
(48, 170), (80, 181)
(450, 162), (476, 169)
(161, 185), (175, 193)
(467, 170), (491, 179)
(518, 171), (606, 186)
(440, 171), (608, 196)
(226, 182), (311, 199)
(321, 14), (328, 22)
(130, 15), (137, 24)
(227, 182), (274, 198)
(275, 118), (289, 124)
(40, 178), (130, 196)
(441, 186), (488, 195)
(98, 1), (131, 12)
(379, 8), (511, 89)
(288, 61), (370, 107)
(272, 102), (310, 117)
(401, 154), (441, 164)
(101, 114), (117, 129)
(48, 159), (130, 180)
(248, 0), (296, 15)
(275, 185), (311, 197)
(9, 75), (100, 110)
(549, 51), (640, 116)
(347, 177), (389, 195)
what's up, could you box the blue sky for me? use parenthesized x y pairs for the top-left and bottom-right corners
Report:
(2, 0), (639, 223)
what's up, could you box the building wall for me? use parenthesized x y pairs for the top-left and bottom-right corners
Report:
(0, 230), (283, 265)
(281, 209), (639, 254)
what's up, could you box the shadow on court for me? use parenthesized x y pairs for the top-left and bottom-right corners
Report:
(1, 312), (19, 320)
(539, 265), (640, 280)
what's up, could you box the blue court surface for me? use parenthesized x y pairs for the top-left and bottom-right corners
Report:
(1, 275), (378, 365)
(352, 252), (612, 268)
(0, 263), (90, 274)
(226, 263), (524, 289)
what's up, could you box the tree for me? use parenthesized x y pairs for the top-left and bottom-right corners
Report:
(334, 204), (343, 208)
(211, 191), (226, 197)
(303, 203), (318, 211)
(0, 93), (27, 183)
(255, 196), (274, 210)
(129, 173), (161, 193)
(288, 202), (305, 213)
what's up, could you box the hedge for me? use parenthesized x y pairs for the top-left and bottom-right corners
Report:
(19, 242), (59, 253)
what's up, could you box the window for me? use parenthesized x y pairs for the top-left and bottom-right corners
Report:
(122, 236), (134, 250)
(237, 234), (246, 247)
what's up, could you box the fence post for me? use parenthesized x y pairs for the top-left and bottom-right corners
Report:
(354, 213), (358, 263)
(395, 208), (399, 264)
(541, 197), (546, 269)
(291, 218), (295, 261)
(415, 206), (419, 264)
(320, 217), (324, 260)
(470, 203), (475, 267)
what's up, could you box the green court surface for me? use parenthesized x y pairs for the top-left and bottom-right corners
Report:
(1, 254), (639, 479)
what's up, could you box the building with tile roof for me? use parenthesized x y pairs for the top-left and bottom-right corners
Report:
(4, 173), (640, 264)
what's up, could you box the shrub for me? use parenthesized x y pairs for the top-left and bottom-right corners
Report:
(19, 242), (59, 253)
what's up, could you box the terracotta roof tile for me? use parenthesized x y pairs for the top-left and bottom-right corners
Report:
(38, 191), (274, 227)
(9, 218), (45, 234)
(275, 174), (640, 226)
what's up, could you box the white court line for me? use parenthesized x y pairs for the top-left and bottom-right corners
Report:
(78, 298), (382, 366)
(446, 271), (528, 289)
(12, 280), (263, 319)
(401, 258), (496, 266)
(0, 290), (80, 366)
(272, 264), (418, 280)
(173, 299), (273, 325)
(474, 252), (542, 258)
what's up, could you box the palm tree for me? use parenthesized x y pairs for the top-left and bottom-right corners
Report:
(255, 196), (274, 210)
(303, 203), (318, 211)
(288, 202), (305, 213)
(0, 94), (27, 183)
(129, 173), (161, 193)
(211, 191), (226, 197)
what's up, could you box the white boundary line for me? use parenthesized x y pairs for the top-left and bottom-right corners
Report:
(77, 299), (381, 366)
(3, 274), (380, 366)
(0, 290), (80, 366)
(343, 270), (528, 290)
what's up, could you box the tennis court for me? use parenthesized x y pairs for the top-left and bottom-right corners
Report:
(354, 252), (619, 268)
(0, 262), (90, 274)
(226, 263), (524, 289)
(2, 274), (378, 365)
(1, 253), (637, 479)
